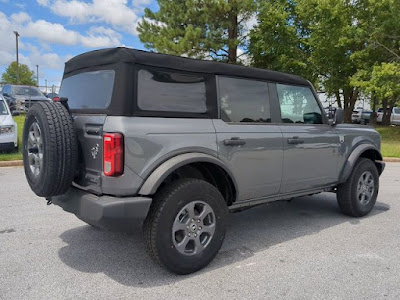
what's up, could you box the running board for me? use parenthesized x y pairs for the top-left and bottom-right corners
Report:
(229, 185), (335, 211)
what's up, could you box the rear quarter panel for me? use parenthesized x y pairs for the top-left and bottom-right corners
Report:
(102, 117), (218, 195)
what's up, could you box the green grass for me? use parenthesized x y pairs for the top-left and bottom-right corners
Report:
(1, 117), (399, 161)
(0, 115), (25, 161)
(375, 126), (400, 158)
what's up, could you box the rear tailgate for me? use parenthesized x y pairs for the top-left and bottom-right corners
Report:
(59, 69), (117, 194)
(72, 115), (106, 194)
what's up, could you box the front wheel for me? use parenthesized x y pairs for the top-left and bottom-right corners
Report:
(143, 178), (228, 274)
(337, 158), (379, 217)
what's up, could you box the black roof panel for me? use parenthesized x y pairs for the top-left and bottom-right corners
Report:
(64, 47), (310, 86)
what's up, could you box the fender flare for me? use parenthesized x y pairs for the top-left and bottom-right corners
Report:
(138, 153), (238, 196)
(339, 143), (383, 183)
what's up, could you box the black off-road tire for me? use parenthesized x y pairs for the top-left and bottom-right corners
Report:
(23, 101), (78, 197)
(337, 158), (379, 217)
(143, 178), (228, 274)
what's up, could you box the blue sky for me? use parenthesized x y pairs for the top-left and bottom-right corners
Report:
(0, 0), (159, 88)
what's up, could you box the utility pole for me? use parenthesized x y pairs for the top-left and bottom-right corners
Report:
(36, 65), (39, 87)
(13, 31), (20, 84)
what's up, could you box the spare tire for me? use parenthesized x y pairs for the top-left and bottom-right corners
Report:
(23, 101), (78, 197)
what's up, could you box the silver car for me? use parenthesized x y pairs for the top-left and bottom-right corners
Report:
(22, 48), (385, 274)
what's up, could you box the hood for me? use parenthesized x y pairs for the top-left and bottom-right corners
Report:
(0, 114), (14, 125)
(13, 95), (49, 101)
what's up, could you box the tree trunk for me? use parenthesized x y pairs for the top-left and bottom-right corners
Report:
(343, 88), (358, 123)
(370, 95), (377, 125)
(227, 8), (238, 63)
(335, 90), (342, 108)
(381, 98), (391, 126)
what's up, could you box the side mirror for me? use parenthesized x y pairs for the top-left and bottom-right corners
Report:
(333, 108), (344, 125)
(12, 111), (20, 116)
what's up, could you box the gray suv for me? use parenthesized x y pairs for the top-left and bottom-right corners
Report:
(22, 48), (385, 274)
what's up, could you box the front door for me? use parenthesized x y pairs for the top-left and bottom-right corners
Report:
(214, 76), (283, 201)
(273, 83), (340, 194)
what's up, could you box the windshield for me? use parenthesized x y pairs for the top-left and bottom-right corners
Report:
(394, 108), (400, 114)
(0, 100), (8, 115)
(12, 86), (43, 97)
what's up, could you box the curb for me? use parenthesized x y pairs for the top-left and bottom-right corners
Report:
(1, 157), (400, 167)
(0, 160), (23, 167)
(383, 157), (400, 163)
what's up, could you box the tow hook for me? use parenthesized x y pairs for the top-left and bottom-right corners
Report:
(46, 197), (52, 205)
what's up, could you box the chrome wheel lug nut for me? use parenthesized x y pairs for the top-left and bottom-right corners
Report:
(199, 226), (202, 230)
(194, 234), (197, 237)
(197, 219), (200, 223)
(188, 233), (191, 237)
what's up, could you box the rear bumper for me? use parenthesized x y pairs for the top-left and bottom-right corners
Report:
(50, 187), (152, 231)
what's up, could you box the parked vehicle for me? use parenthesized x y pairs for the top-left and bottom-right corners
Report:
(0, 96), (18, 152)
(22, 48), (385, 274)
(390, 107), (400, 125)
(45, 92), (58, 100)
(1, 84), (50, 113)
(376, 107), (400, 125)
(352, 108), (372, 125)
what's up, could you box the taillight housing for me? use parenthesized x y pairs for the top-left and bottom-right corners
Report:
(103, 133), (124, 176)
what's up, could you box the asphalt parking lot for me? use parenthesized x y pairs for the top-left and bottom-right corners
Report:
(1, 164), (399, 300)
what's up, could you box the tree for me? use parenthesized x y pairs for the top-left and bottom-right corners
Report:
(1, 62), (36, 86)
(352, 62), (400, 125)
(250, 0), (364, 122)
(137, 0), (256, 63)
(249, 0), (315, 83)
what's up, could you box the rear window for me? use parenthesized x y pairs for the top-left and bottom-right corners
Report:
(137, 68), (207, 113)
(59, 70), (115, 109)
(394, 108), (400, 114)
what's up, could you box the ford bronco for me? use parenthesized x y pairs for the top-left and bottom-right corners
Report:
(22, 47), (385, 274)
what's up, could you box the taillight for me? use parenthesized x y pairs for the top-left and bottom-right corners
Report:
(52, 97), (60, 102)
(103, 133), (124, 176)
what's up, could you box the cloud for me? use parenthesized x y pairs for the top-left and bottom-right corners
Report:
(11, 12), (31, 24)
(80, 26), (122, 48)
(0, 10), (123, 77)
(22, 20), (81, 45)
(39, 0), (149, 35)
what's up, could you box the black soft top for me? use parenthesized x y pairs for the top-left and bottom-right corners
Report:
(64, 47), (309, 86)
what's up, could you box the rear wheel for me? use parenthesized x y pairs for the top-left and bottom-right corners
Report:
(337, 158), (379, 217)
(144, 178), (228, 274)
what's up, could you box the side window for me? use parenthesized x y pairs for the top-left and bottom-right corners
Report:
(218, 77), (271, 123)
(137, 68), (207, 113)
(277, 84), (323, 124)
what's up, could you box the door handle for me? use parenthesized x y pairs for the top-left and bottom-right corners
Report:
(224, 137), (246, 146)
(287, 137), (304, 144)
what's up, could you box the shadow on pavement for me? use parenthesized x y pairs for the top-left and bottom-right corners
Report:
(58, 193), (389, 287)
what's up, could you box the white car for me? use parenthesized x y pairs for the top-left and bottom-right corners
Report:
(376, 107), (400, 125)
(0, 96), (18, 152)
(392, 107), (400, 125)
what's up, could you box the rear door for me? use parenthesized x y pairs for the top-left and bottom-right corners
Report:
(214, 76), (283, 201)
(273, 83), (340, 194)
(59, 70), (116, 194)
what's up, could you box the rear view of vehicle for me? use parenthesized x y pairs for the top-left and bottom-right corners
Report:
(21, 48), (385, 275)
